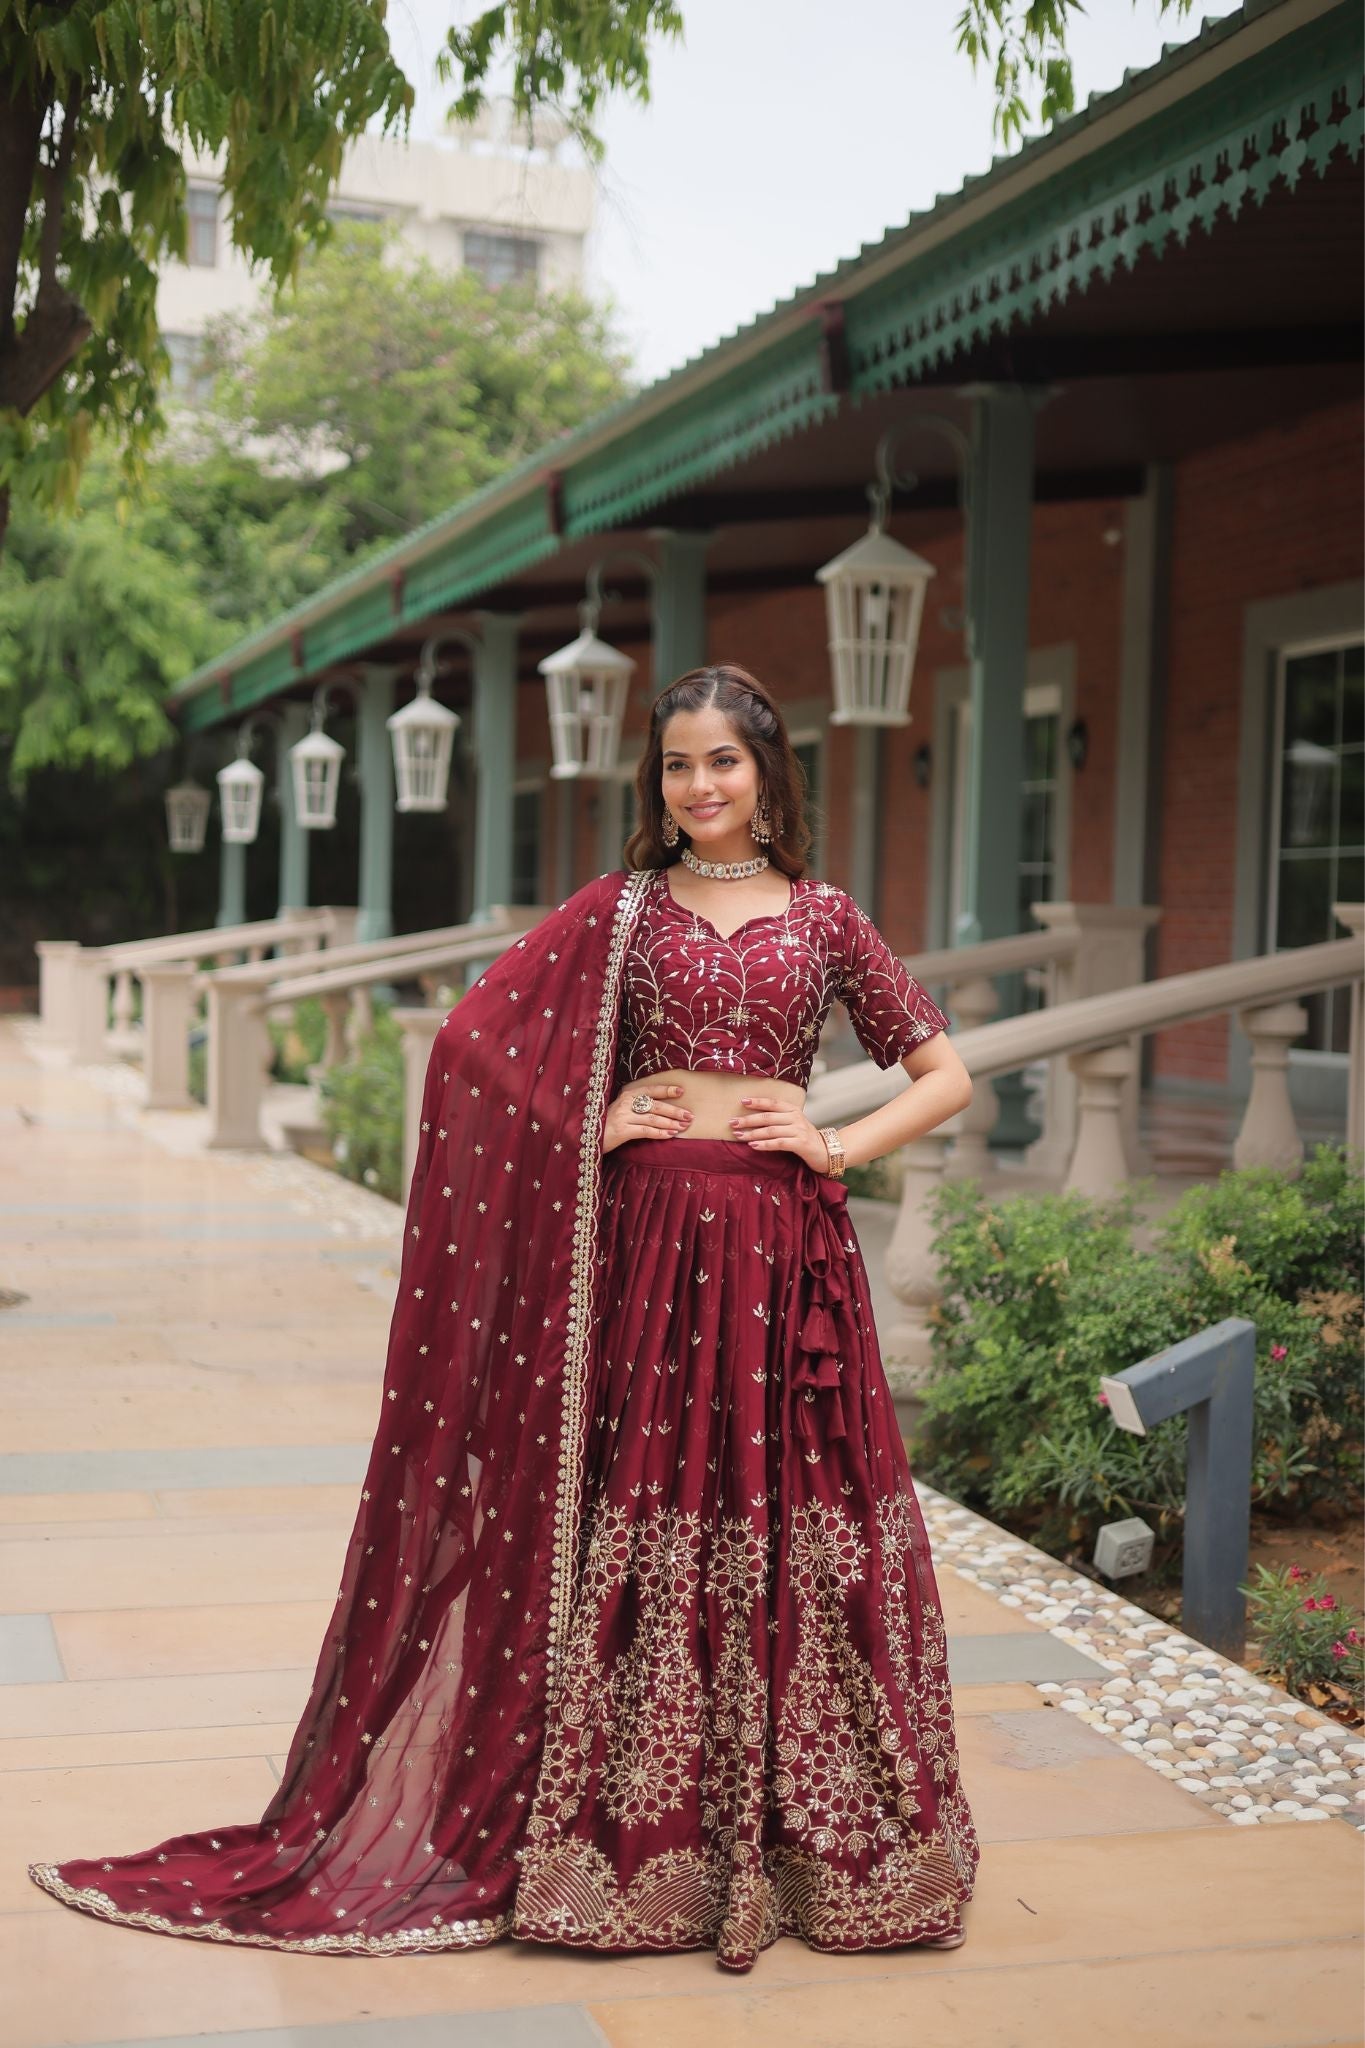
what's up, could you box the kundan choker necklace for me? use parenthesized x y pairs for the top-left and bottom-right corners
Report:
(679, 846), (770, 881)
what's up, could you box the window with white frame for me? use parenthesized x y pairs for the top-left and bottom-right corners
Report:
(186, 184), (218, 266)
(1267, 638), (1364, 1055)
(162, 331), (212, 403)
(464, 230), (540, 288)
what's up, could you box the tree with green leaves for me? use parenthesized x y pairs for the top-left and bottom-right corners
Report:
(209, 219), (633, 549)
(956, 0), (1197, 145)
(0, 1), (414, 553)
(0, 223), (632, 786)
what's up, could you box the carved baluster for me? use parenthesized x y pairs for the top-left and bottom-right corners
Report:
(939, 974), (998, 1181)
(1233, 1000), (1308, 1174)
(1064, 1041), (1136, 1198)
(881, 1130), (953, 1435)
(392, 1007), (443, 1193)
(206, 981), (272, 1150)
(141, 962), (198, 1112)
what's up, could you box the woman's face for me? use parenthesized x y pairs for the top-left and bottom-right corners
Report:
(659, 706), (761, 841)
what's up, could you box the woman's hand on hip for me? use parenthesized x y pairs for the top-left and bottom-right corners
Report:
(728, 1096), (831, 1172)
(602, 1080), (694, 1154)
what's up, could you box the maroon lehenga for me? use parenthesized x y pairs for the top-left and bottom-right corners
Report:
(28, 865), (980, 1970)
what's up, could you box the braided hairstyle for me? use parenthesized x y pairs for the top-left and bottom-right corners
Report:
(622, 662), (814, 876)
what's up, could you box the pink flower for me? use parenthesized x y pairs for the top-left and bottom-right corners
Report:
(1347, 1629), (1360, 1646)
(1269, 1343), (1287, 1361)
(1303, 1597), (1318, 1611)
(1319, 1593), (1337, 1611)
(1096, 1391), (1110, 1407)
(1287, 1564), (1307, 1582)
(1331, 1641), (1349, 1660)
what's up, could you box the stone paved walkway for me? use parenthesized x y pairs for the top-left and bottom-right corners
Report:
(2, 1020), (1361, 2048)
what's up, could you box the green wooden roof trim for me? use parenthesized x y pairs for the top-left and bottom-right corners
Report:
(559, 328), (838, 537)
(400, 494), (559, 620)
(847, 4), (1363, 394)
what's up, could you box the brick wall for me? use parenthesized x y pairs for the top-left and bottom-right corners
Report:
(1155, 396), (1364, 1083)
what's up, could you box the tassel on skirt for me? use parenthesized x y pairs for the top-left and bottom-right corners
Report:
(512, 1135), (981, 1973)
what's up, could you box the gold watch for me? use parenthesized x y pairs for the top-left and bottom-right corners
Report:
(820, 1126), (846, 1180)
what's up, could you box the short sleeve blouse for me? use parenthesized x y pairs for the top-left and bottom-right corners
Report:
(614, 867), (948, 1091)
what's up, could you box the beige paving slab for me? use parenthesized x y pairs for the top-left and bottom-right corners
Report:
(0, 1669), (314, 1741)
(8, 1826), (1363, 2048)
(0, 1491), (158, 1526)
(3, 1508), (355, 1548)
(588, 1942), (1365, 2048)
(52, 1600), (336, 1681)
(954, 1707), (1219, 1841)
(151, 1484), (379, 1521)
(3, 1755), (280, 1913)
(3, 1383), (381, 1453)
(0, 1723), (300, 1774)
(937, 1575), (1057, 1635)
(3, 1529), (347, 1612)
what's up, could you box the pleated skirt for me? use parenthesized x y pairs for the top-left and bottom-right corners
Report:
(512, 1136), (981, 1972)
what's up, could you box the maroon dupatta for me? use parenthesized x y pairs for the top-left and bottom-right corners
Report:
(30, 866), (655, 1952)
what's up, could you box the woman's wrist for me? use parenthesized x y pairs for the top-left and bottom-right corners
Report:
(819, 1125), (846, 1180)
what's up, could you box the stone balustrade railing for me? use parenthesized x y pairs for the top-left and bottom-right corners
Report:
(804, 904), (1364, 1409)
(202, 908), (542, 1150)
(36, 910), (345, 1068)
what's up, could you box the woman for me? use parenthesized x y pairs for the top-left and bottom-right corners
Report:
(29, 663), (980, 1971)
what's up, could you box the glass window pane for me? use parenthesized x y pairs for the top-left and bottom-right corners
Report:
(1340, 748), (1363, 849)
(1275, 855), (1334, 950)
(1283, 650), (1338, 749)
(1336, 853), (1364, 909)
(1342, 643), (1363, 747)
(1025, 712), (1056, 782)
(1022, 788), (1053, 865)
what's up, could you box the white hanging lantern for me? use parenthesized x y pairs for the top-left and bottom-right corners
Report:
(388, 680), (460, 813)
(538, 629), (635, 778)
(289, 716), (347, 830)
(1286, 738), (1336, 846)
(216, 753), (267, 844)
(816, 525), (936, 726)
(165, 777), (211, 854)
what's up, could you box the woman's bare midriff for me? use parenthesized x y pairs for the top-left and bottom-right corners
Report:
(627, 1067), (808, 1140)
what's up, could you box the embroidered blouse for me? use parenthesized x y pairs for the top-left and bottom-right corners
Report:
(615, 866), (949, 1092)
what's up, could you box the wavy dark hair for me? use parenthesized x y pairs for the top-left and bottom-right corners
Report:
(622, 663), (814, 876)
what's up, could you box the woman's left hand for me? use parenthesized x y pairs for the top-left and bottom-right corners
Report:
(729, 1095), (832, 1173)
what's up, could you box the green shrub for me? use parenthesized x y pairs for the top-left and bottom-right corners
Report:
(915, 1144), (1364, 1578)
(268, 996), (329, 1085)
(1241, 1561), (1364, 1715)
(318, 1005), (404, 1202)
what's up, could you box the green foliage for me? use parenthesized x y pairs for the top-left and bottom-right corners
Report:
(208, 220), (633, 549)
(0, 229), (630, 791)
(268, 996), (329, 1086)
(319, 1003), (404, 1202)
(915, 1145), (1365, 1575)
(954, 0), (1198, 144)
(1240, 1562), (1364, 1714)
(1, 0), (414, 519)
(437, 1), (684, 164)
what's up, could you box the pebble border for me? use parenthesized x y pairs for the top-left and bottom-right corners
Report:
(917, 1483), (1365, 1831)
(18, 1028), (1365, 1830)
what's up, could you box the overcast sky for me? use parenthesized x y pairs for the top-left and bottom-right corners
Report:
(387, 0), (1237, 385)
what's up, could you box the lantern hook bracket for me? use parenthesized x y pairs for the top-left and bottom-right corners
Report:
(871, 418), (974, 657)
(580, 550), (658, 635)
(416, 628), (481, 694)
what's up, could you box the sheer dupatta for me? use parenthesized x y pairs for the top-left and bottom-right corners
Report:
(29, 866), (655, 1954)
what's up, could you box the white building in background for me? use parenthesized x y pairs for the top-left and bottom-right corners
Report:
(158, 103), (597, 398)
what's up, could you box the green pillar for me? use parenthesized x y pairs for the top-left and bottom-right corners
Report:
(955, 388), (1035, 947)
(648, 529), (712, 692)
(216, 735), (247, 928)
(356, 666), (396, 944)
(957, 386), (1037, 1144)
(471, 614), (521, 916)
(276, 703), (311, 913)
